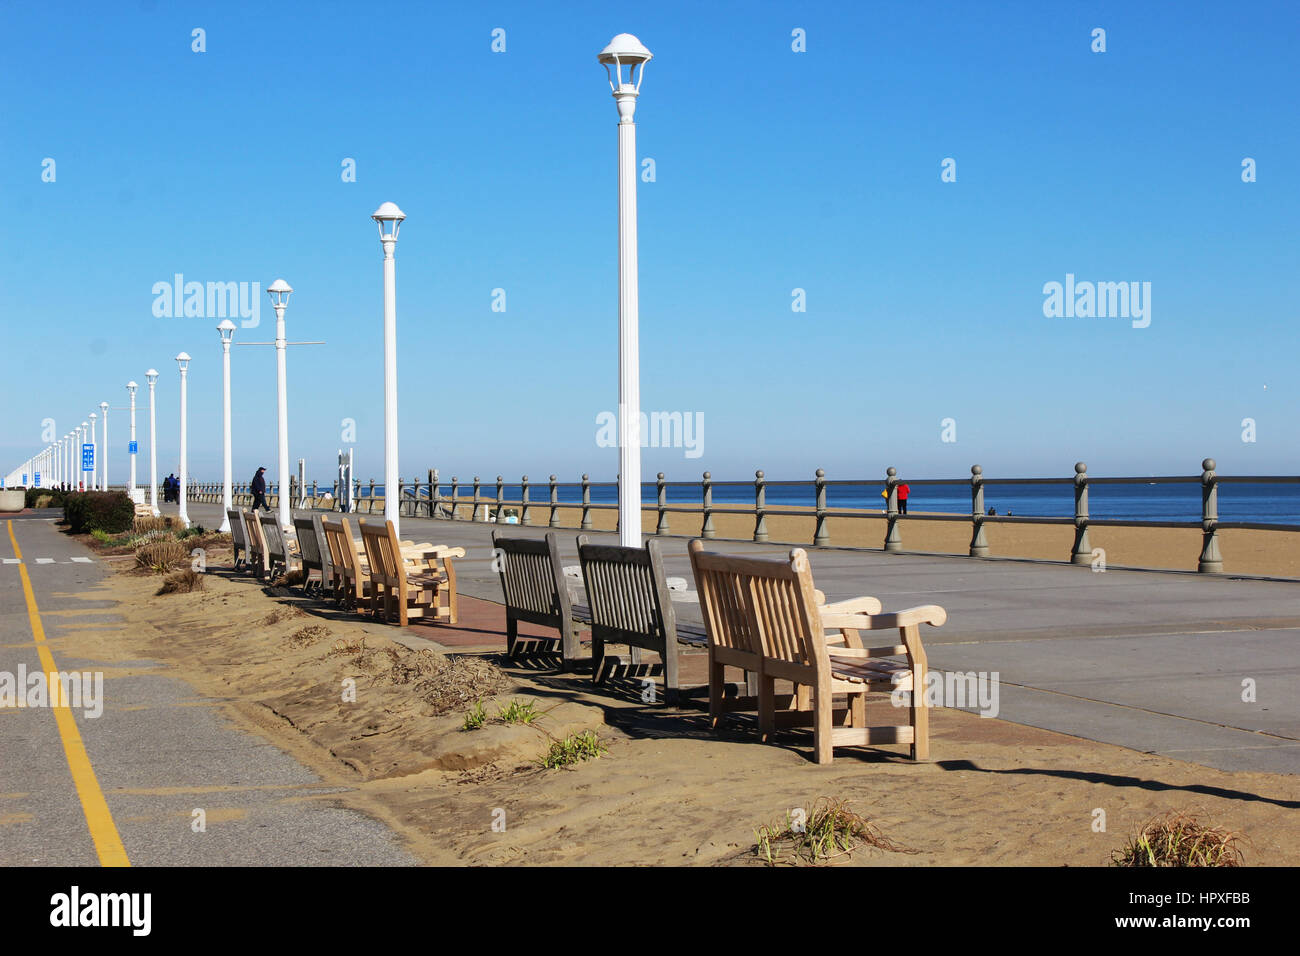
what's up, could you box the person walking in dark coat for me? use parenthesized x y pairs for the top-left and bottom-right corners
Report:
(251, 467), (270, 512)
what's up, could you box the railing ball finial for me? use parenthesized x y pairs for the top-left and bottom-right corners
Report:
(971, 464), (982, 477)
(1203, 458), (1216, 473)
(1075, 461), (1087, 475)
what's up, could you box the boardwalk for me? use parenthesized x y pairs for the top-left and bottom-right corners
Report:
(181, 501), (1300, 775)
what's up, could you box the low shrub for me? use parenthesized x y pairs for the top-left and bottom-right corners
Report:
(25, 487), (67, 509)
(64, 491), (134, 535)
(135, 537), (188, 573)
(133, 516), (171, 534)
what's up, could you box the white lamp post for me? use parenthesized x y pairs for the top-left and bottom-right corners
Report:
(127, 382), (138, 498)
(146, 368), (159, 515)
(599, 33), (652, 547)
(79, 422), (88, 490)
(176, 353), (191, 528)
(371, 202), (405, 537)
(88, 412), (98, 491)
(99, 401), (109, 490)
(217, 319), (236, 532)
(266, 280), (293, 531)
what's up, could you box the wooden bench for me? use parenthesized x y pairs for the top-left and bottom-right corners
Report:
(358, 519), (464, 626)
(293, 515), (331, 593)
(227, 509), (248, 570)
(492, 531), (587, 668)
(688, 540), (945, 764)
(243, 509), (269, 579)
(258, 512), (298, 578)
(576, 535), (708, 705)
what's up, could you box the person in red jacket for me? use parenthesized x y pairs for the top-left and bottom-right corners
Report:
(897, 482), (911, 514)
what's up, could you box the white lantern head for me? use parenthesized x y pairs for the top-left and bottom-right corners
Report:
(599, 33), (652, 92)
(175, 351), (191, 372)
(371, 202), (406, 242)
(266, 278), (293, 311)
(127, 381), (138, 397)
(145, 368), (159, 386)
(217, 319), (237, 343)
(99, 401), (108, 413)
(89, 412), (97, 422)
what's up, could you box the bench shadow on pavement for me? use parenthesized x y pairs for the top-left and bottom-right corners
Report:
(935, 759), (1300, 809)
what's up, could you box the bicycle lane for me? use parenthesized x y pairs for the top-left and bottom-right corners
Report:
(0, 514), (417, 866)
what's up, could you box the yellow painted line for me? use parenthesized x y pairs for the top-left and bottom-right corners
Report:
(6, 521), (129, 867)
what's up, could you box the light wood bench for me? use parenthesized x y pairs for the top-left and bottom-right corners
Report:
(688, 539), (945, 764)
(243, 509), (269, 579)
(358, 519), (463, 626)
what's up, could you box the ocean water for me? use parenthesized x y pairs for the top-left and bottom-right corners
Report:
(351, 479), (1300, 526)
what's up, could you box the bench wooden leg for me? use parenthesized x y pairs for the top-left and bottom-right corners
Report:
(814, 684), (834, 765)
(708, 653), (725, 729)
(758, 673), (776, 743)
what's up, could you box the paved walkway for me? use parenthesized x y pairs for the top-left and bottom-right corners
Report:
(0, 512), (416, 867)
(184, 501), (1300, 775)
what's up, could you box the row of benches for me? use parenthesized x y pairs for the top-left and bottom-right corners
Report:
(223, 511), (946, 764)
(493, 531), (947, 763)
(225, 509), (462, 627)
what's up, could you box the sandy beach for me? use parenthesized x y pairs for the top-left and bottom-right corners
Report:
(441, 503), (1300, 579)
(48, 543), (1300, 867)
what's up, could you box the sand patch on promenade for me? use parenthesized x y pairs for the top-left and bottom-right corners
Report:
(52, 564), (1300, 866)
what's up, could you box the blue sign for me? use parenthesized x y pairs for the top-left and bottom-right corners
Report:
(128, 440), (139, 454)
(34, 473), (41, 487)
(22, 474), (28, 485)
(82, 444), (95, 472)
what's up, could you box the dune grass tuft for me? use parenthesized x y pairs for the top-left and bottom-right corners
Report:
(753, 797), (916, 866)
(1110, 810), (1245, 867)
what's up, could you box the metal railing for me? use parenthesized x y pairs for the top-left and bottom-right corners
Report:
(177, 460), (1300, 573)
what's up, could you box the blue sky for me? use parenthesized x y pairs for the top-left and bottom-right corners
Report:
(2, 0), (1296, 487)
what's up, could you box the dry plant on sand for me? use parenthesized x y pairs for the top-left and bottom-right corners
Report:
(1110, 810), (1246, 867)
(753, 797), (917, 866)
(262, 606), (306, 626)
(344, 645), (508, 714)
(287, 624), (331, 648)
(135, 537), (188, 573)
(157, 569), (205, 595)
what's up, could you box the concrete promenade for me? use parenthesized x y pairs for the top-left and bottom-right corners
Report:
(178, 500), (1300, 776)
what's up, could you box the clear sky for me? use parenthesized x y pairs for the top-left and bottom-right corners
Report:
(2, 0), (1296, 486)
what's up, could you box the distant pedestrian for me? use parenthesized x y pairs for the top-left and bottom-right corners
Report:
(897, 482), (911, 515)
(250, 467), (270, 512)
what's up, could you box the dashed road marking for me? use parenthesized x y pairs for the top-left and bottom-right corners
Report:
(35, 558), (54, 564)
(2, 558), (19, 564)
(71, 557), (93, 563)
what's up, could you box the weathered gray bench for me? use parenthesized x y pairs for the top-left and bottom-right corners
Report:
(492, 531), (588, 669)
(576, 535), (707, 706)
(258, 512), (297, 578)
(293, 515), (332, 594)
(226, 509), (247, 570)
